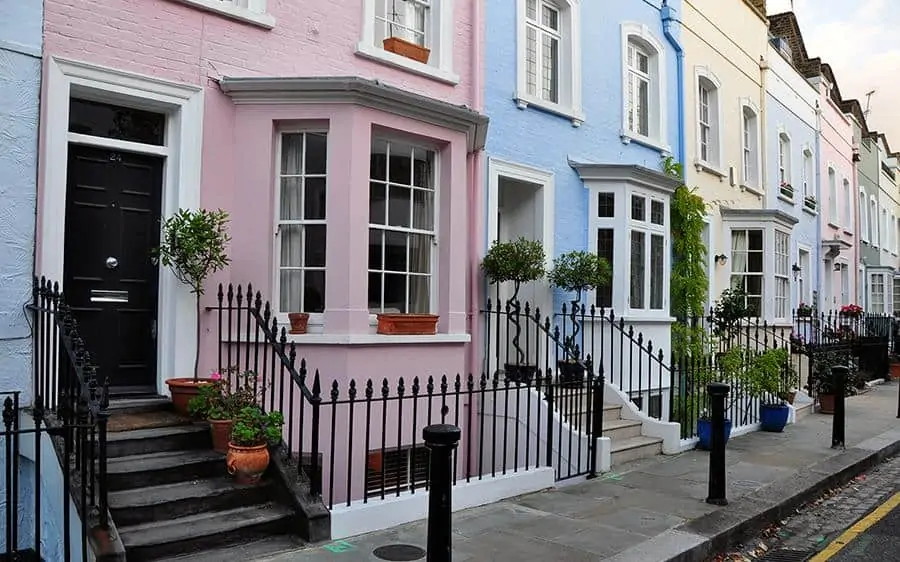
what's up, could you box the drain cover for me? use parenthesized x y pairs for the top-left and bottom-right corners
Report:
(372, 544), (426, 561)
(757, 548), (813, 561)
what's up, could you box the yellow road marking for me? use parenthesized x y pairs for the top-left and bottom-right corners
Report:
(809, 491), (900, 561)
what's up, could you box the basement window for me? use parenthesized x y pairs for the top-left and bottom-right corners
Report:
(366, 447), (429, 497)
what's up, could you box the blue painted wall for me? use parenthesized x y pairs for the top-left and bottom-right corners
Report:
(0, 0), (42, 399)
(764, 93), (819, 310)
(484, 0), (682, 310)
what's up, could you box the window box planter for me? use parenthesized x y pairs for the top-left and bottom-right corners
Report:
(382, 37), (430, 64)
(556, 360), (585, 388)
(779, 183), (794, 199)
(504, 363), (537, 385)
(803, 196), (817, 211)
(288, 312), (309, 335)
(376, 313), (439, 335)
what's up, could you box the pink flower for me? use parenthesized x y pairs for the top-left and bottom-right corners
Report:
(210, 372), (222, 381)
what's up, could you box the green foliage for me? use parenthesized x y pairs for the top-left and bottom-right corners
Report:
(187, 369), (260, 420)
(712, 287), (754, 333)
(664, 156), (709, 361)
(481, 237), (546, 296)
(548, 250), (611, 303)
(230, 405), (285, 447)
(154, 208), (232, 296)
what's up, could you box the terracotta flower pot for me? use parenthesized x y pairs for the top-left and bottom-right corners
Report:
(288, 312), (309, 334)
(376, 313), (439, 335)
(208, 419), (234, 454)
(166, 378), (212, 416)
(382, 36), (430, 64)
(226, 442), (270, 485)
(889, 361), (900, 380)
(818, 393), (835, 414)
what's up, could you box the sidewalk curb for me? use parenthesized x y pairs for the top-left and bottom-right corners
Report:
(604, 427), (900, 562)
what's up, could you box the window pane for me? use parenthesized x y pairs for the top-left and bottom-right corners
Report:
(279, 270), (302, 312)
(542, 34), (559, 103)
(598, 193), (615, 218)
(650, 200), (664, 225)
(542, 4), (558, 29)
(68, 98), (165, 146)
(409, 234), (431, 274)
(281, 134), (304, 175)
(304, 224), (326, 268)
(384, 231), (408, 272)
(408, 275), (430, 313)
(368, 272), (382, 311)
(413, 149), (434, 188)
(305, 133), (327, 174)
(526, 27), (538, 96)
(370, 182), (387, 224)
(650, 234), (664, 309)
(304, 270), (325, 313)
(369, 230), (383, 270)
(388, 185), (412, 228)
(371, 139), (388, 180)
(412, 190), (434, 230)
(638, 78), (649, 136)
(280, 178), (303, 220)
(596, 229), (614, 308)
(305, 177), (326, 220)
(630, 231), (645, 309)
(631, 195), (645, 221)
(384, 273), (407, 312)
(280, 225), (303, 267)
(389, 143), (413, 185)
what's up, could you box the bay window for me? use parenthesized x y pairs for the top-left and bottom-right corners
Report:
(276, 132), (328, 315)
(629, 194), (666, 311)
(368, 139), (436, 314)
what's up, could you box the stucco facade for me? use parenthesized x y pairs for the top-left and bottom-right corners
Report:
(482, 0), (682, 403)
(38, 0), (488, 396)
(764, 40), (820, 313)
(858, 128), (881, 276)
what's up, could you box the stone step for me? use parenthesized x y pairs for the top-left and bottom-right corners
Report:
(600, 418), (643, 441)
(106, 424), (211, 458)
(154, 536), (307, 562)
(109, 477), (273, 527)
(107, 449), (224, 491)
(119, 503), (295, 562)
(610, 435), (663, 465)
(108, 396), (172, 415)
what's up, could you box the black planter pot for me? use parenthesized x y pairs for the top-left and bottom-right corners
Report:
(557, 361), (585, 388)
(503, 363), (537, 385)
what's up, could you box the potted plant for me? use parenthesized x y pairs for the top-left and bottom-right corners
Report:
(840, 304), (863, 319)
(548, 250), (611, 387)
(288, 312), (309, 335)
(745, 347), (792, 432)
(481, 237), (546, 384)
(712, 286), (754, 341)
(803, 195), (817, 211)
(382, 0), (430, 63)
(779, 181), (794, 199)
(796, 302), (813, 318)
(889, 354), (900, 380)
(376, 311), (440, 335)
(154, 208), (232, 415)
(187, 369), (259, 453)
(808, 348), (846, 414)
(226, 405), (285, 485)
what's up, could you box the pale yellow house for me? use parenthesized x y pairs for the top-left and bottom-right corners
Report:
(682, 0), (782, 316)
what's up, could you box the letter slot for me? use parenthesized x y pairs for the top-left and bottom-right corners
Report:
(90, 290), (129, 303)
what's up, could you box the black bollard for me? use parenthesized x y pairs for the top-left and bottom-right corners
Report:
(423, 424), (461, 562)
(831, 365), (848, 449)
(706, 382), (730, 506)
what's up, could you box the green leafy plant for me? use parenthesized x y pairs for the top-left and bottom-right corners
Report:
(548, 250), (611, 304)
(712, 287), (754, 337)
(744, 348), (791, 405)
(481, 237), (546, 303)
(230, 405), (285, 447)
(154, 208), (232, 380)
(187, 368), (260, 420)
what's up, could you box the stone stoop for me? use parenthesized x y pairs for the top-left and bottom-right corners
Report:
(104, 397), (306, 562)
(557, 393), (664, 467)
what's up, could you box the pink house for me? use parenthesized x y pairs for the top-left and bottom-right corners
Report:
(812, 65), (858, 310)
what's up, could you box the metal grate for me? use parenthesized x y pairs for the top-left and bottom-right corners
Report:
(757, 548), (814, 562)
(372, 544), (427, 561)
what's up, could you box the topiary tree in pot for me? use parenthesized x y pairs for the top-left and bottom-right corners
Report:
(481, 237), (546, 384)
(154, 208), (231, 415)
(548, 250), (611, 386)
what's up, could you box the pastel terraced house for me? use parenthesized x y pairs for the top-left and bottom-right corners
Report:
(36, 0), (490, 557)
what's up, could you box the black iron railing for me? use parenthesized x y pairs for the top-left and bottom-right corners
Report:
(214, 284), (607, 506)
(23, 277), (110, 561)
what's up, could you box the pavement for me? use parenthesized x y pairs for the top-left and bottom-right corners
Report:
(262, 382), (900, 562)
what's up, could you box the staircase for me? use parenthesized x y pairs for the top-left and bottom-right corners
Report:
(105, 397), (306, 561)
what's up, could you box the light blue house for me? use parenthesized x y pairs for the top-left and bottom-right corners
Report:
(483, 0), (684, 417)
(764, 36), (820, 314)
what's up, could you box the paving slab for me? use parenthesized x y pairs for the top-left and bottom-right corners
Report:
(259, 382), (900, 562)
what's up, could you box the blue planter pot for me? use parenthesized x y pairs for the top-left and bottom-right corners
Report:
(760, 403), (790, 432)
(697, 418), (732, 450)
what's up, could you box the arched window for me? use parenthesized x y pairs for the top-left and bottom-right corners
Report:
(621, 22), (667, 147)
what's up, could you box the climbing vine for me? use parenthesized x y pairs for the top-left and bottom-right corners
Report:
(663, 156), (710, 361)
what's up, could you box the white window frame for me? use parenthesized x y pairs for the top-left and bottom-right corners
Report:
(358, 0), (458, 84)
(842, 178), (852, 234)
(273, 130), (329, 322)
(777, 131), (793, 201)
(883, 208), (890, 254)
(797, 246), (811, 308)
(859, 189), (869, 243)
(870, 272), (886, 314)
(802, 148), (813, 200)
(367, 137), (440, 316)
(869, 195), (877, 246)
(740, 100), (760, 190)
(893, 277), (900, 313)
(774, 230), (790, 320)
(694, 67), (723, 173)
(628, 191), (668, 313)
(515, 0), (583, 125)
(827, 166), (838, 226)
(171, 0), (275, 28)
(620, 22), (668, 152)
(838, 262), (849, 307)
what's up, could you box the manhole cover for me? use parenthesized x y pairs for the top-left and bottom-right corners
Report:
(372, 544), (426, 561)
(757, 548), (813, 561)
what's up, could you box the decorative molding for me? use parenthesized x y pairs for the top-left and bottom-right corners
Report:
(569, 160), (681, 195)
(167, 0), (275, 29)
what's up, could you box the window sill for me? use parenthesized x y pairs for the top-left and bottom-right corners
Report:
(284, 333), (471, 345)
(356, 42), (459, 85)
(740, 183), (763, 196)
(169, 0), (275, 28)
(513, 93), (585, 126)
(602, 314), (676, 325)
(620, 132), (672, 156)
(802, 205), (818, 216)
(694, 160), (727, 180)
(777, 194), (795, 205)
(843, 229), (854, 237)
(827, 221), (841, 230)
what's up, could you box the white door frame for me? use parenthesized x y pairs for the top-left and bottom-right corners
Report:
(40, 57), (204, 395)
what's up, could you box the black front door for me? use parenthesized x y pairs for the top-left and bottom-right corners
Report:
(64, 144), (163, 395)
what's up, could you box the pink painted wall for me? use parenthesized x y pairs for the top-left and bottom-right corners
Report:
(818, 85), (858, 309)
